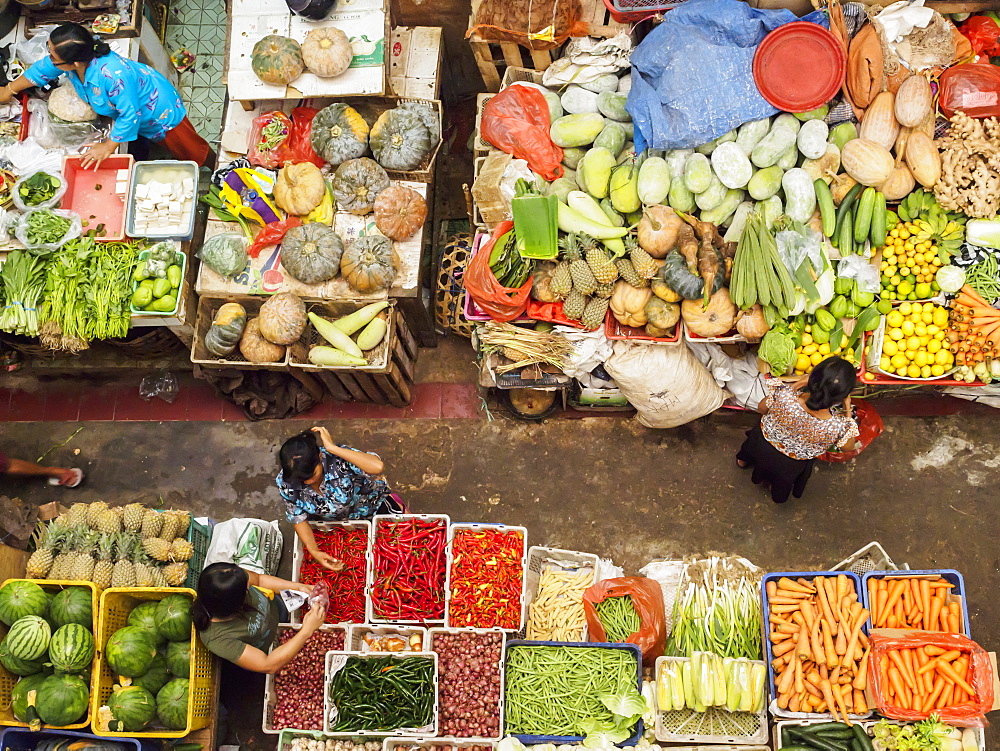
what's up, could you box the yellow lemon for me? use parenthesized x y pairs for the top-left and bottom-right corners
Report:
(927, 340), (941, 354)
(891, 353), (908, 369)
(935, 350), (951, 366)
(810, 352), (824, 366)
(904, 349), (916, 361)
(880, 355), (892, 371)
(934, 330), (947, 341)
(901, 321), (915, 336)
(882, 339), (898, 356)
(899, 302), (912, 315)
(921, 365), (932, 378)
(914, 323), (927, 337)
(887, 310), (904, 328)
(890, 228), (900, 238)
(931, 364), (945, 376)
(933, 309), (949, 328)
(906, 336), (922, 352)
(888, 327), (905, 341)
(801, 332), (813, 346)
(927, 324), (939, 335)
(914, 351), (929, 367)
(907, 364), (921, 378)
(796, 354), (811, 372)
(803, 343), (818, 355)
(919, 336), (930, 347)
(864, 372), (876, 381)
(818, 343), (831, 355)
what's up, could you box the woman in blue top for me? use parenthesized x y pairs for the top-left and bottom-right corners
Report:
(276, 427), (405, 571)
(0, 23), (212, 167)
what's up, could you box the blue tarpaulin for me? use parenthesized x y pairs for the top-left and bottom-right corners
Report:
(627, 0), (828, 151)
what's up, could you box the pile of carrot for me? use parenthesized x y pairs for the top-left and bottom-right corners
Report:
(867, 576), (963, 632)
(766, 575), (870, 723)
(876, 645), (978, 713)
(948, 285), (1000, 364)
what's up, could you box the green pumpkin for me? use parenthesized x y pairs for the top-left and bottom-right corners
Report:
(369, 108), (432, 172)
(332, 158), (389, 215)
(281, 223), (344, 284)
(204, 302), (247, 358)
(660, 250), (723, 300)
(644, 296), (680, 331)
(250, 35), (304, 85)
(311, 103), (369, 166)
(341, 235), (397, 293)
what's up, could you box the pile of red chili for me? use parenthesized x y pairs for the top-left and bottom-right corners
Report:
(271, 627), (345, 730)
(447, 527), (524, 629)
(370, 517), (447, 621)
(298, 526), (368, 623)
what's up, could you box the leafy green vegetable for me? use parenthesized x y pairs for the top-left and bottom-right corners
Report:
(17, 172), (60, 207)
(0, 250), (46, 335)
(759, 326), (796, 376)
(23, 209), (72, 247)
(871, 716), (961, 750)
(599, 690), (647, 719)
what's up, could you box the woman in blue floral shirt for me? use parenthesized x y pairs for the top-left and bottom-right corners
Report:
(277, 427), (405, 571)
(0, 23), (212, 167)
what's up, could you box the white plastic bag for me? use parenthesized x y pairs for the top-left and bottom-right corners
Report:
(15, 208), (82, 256)
(838, 255), (880, 294)
(604, 340), (727, 428)
(687, 340), (768, 410)
(203, 518), (283, 576)
(14, 27), (57, 67)
(11, 169), (66, 211)
(554, 325), (613, 378)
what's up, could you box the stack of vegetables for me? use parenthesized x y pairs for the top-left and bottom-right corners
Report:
(271, 627), (344, 731)
(431, 630), (503, 738)
(866, 575), (964, 633)
(303, 301), (391, 368)
(326, 654), (436, 732)
(131, 243), (183, 314)
(369, 517), (448, 622)
(525, 556), (594, 641)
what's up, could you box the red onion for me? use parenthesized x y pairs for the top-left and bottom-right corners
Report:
(272, 627), (345, 730)
(431, 632), (502, 738)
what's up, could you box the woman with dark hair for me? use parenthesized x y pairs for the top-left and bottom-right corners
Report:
(193, 562), (325, 673)
(277, 427), (404, 571)
(0, 23), (213, 167)
(736, 356), (860, 504)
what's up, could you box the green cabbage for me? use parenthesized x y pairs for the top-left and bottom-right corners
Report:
(758, 328), (796, 376)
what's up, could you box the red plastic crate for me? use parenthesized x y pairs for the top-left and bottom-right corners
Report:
(61, 154), (133, 241)
(604, 312), (681, 342)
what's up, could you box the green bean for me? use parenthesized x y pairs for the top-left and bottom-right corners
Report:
(595, 595), (641, 642)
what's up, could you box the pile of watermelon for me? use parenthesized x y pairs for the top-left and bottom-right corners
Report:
(100, 593), (193, 733)
(0, 580), (94, 729)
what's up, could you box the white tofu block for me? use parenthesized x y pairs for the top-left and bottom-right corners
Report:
(135, 184), (148, 200)
(169, 200), (181, 213)
(116, 169), (129, 181)
(182, 177), (194, 192)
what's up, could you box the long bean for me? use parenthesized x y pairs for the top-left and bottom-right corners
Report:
(966, 252), (1000, 302)
(595, 595), (640, 643)
(504, 646), (637, 735)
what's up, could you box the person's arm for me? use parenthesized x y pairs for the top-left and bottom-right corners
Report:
(5, 458), (76, 484)
(234, 600), (324, 674)
(81, 60), (138, 168)
(294, 521), (344, 572)
(311, 427), (384, 475)
(0, 58), (61, 104)
(756, 398), (770, 416)
(245, 569), (310, 594)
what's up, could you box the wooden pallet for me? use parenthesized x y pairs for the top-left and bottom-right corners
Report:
(312, 314), (419, 407)
(579, 0), (632, 38)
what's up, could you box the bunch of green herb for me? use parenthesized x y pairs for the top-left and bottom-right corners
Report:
(489, 229), (532, 288)
(0, 250), (47, 336)
(17, 172), (60, 207)
(256, 117), (288, 154)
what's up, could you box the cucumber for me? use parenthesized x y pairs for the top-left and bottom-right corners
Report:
(835, 182), (863, 234)
(804, 723), (855, 733)
(838, 207), (854, 255)
(815, 179), (835, 237)
(852, 721), (876, 751)
(854, 187), (876, 245)
(870, 191), (887, 247)
(779, 747), (818, 751)
(788, 729), (848, 751)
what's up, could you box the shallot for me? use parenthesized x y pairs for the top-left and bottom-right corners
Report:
(271, 627), (345, 730)
(432, 631), (503, 738)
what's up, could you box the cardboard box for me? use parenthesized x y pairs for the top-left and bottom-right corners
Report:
(389, 27), (442, 99)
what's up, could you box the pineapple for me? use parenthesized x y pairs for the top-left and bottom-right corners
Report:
(65, 503), (89, 528)
(550, 262), (573, 297)
(69, 529), (97, 581)
(87, 501), (109, 530)
(563, 289), (587, 321)
(97, 506), (121, 536)
(111, 533), (137, 588)
(594, 281), (615, 299)
(628, 236), (659, 280)
(133, 553), (155, 588)
(173, 510), (191, 538)
(140, 508), (163, 539)
(26, 521), (60, 579)
(569, 259), (598, 295)
(49, 525), (78, 581)
(164, 562), (188, 587)
(159, 511), (180, 542)
(142, 536), (173, 562)
(122, 503), (145, 533)
(559, 232), (583, 262)
(581, 296), (610, 329)
(615, 257), (648, 288)
(170, 538), (194, 562)
(93, 534), (115, 590)
(582, 235), (619, 284)
(151, 566), (170, 588)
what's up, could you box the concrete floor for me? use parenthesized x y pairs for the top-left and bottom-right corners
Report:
(1, 412), (997, 746)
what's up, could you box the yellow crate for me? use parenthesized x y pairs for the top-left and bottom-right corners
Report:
(0, 579), (99, 730)
(91, 587), (216, 738)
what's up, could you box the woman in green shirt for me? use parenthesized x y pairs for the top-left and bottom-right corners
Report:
(192, 562), (325, 673)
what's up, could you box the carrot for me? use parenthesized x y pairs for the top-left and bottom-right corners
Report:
(853, 646), (871, 690)
(835, 626), (848, 657)
(876, 588), (889, 627)
(843, 608), (868, 672)
(936, 658), (976, 696)
(880, 580), (905, 627)
(854, 688), (868, 714)
(776, 692), (789, 710)
(800, 600), (816, 630)
(774, 622), (799, 634)
(788, 692), (801, 713)
(775, 588), (811, 598)
(920, 579), (932, 628)
(816, 578), (837, 627)
(771, 604), (801, 613)
(887, 614), (898, 628)
(771, 630), (794, 642)
(779, 577), (814, 593)
(832, 681), (852, 724)
(890, 649), (916, 689)
(794, 655), (805, 695)
(924, 645), (947, 656)
(797, 626), (812, 661)
(929, 595), (943, 632)
(948, 612), (961, 634)
(778, 659), (796, 695)
(901, 648), (917, 690)
(889, 666), (911, 709)
(810, 618), (825, 667)
(803, 676), (824, 698)
(818, 666), (840, 722)
(837, 575), (848, 608)
(938, 683), (954, 710)
(920, 675), (947, 713)
(822, 621), (838, 668)
(868, 581), (878, 625)
(773, 639), (796, 657)
(769, 596), (807, 605)
(930, 581), (955, 589)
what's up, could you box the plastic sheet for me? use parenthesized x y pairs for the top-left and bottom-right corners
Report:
(463, 221), (532, 322)
(583, 576), (667, 667)
(481, 86), (564, 181)
(960, 15), (1000, 58)
(938, 64), (1000, 120)
(11, 169), (66, 211)
(247, 217), (301, 259)
(288, 107), (325, 168)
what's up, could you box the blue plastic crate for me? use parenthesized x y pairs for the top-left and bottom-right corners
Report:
(503, 640), (643, 746)
(1, 728), (158, 751)
(761, 570), (868, 720)
(861, 569), (970, 637)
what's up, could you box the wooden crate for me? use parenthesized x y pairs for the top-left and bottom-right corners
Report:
(580, 0), (632, 37)
(288, 300), (397, 373)
(190, 294), (290, 371)
(467, 15), (559, 93)
(312, 314), (418, 407)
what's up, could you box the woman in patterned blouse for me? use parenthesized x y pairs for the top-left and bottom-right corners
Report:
(737, 356), (859, 504)
(276, 427), (404, 571)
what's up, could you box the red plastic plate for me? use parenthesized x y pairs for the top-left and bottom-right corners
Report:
(753, 22), (846, 113)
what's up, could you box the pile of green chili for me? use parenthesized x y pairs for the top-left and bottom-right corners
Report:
(504, 646), (637, 736)
(327, 655), (435, 732)
(595, 595), (641, 643)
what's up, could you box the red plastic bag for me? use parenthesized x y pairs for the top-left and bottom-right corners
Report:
(463, 221), (532, 322)
(818, 399), (883, 463)
(247, 111), (293, 168)
(869, 630), (995, 727)
(481, 86), (564, 181)
(938, 64), (1000, 119)
(583, 577), (666, 667)
(288, 107), (325, 168)
(248, 217), (302, 258)
(960, 15), (1000, 58)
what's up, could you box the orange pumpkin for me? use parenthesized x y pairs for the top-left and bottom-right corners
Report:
(341, 236), (398, 293)
(373, 185), (428, 241)
(681, 288), (737, 338)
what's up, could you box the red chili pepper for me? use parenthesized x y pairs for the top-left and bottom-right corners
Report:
(371, 517), (447, 621)
(447, 528), (523, 629)
(298, 527), (367, 623)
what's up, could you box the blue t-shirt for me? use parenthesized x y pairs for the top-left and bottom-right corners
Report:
(25, 51), (186, 142)
(276, 445), (390, 523)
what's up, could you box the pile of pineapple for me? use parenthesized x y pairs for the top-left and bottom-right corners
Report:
(26, 502), (194, 589)
(536, 233), (657, 329)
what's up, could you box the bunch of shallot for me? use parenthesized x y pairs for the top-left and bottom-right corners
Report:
(432, 631), (502, 738)
(272, 628), (345, 730)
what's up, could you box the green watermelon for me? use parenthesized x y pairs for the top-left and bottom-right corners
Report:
(6, 616), (51, 660)
(165, 641), (190, 678)
(127, 602), (164, 645)
(106, 626), (156, 677)
(0, 581), (49, 626)
(35, 673), (89, 726)
(0, 642), (48, 675)
(49, 624), (94, 674)
(132, 653), (171, 696)
(155, 595), (192, 642)
(11, 673), (47, 724)
(156, 678), (189, 730)
(49, 588), (93, 629)
(107, 684), (156, 731)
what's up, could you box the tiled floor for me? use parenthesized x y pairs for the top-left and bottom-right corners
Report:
(164, 0), (227, 142)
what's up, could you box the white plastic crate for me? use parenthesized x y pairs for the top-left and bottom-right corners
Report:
(523, 546), (598, 641)
(367, 515), (451, 625)
(830, 541), (901, 575)
(324, 651), (439, 736)
(653, 656), (768, 745)
(772, 719), (985, 751)
(383, 739), (498, 751)
(346, 623), (427, 651)
(262, 623), (347, 735)
(291, 520), (372, 625)
(445, 523), (527, 630)
(427, 627), (507, 740)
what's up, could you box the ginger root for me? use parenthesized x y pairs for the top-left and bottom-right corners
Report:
(934, 112), (1000, 218)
